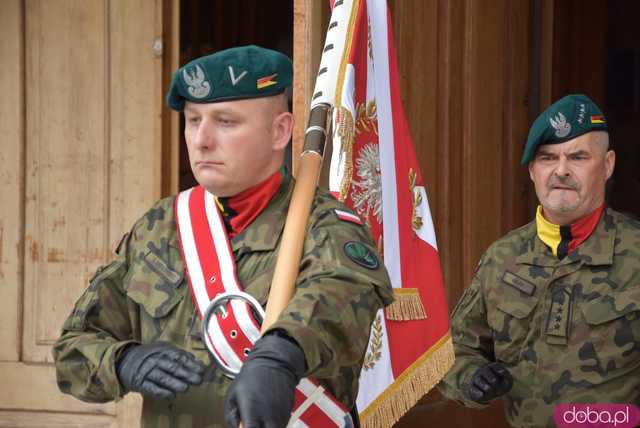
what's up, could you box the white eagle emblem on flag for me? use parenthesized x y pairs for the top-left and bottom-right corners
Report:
(352, 143), (383, 224)
(549, 112), (571, 138)
(183, 64), (211, 99)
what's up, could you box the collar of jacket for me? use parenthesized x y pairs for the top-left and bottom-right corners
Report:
(516, 207), (616, 267)
(229, 172), (294, 255)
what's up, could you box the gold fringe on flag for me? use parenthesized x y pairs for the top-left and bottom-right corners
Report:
(385, 288), (427, 321)
(359, 334), (455, 428)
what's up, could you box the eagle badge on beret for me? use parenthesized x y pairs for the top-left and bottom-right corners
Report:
(549, 112), (571, 138)
(182, 64), (211, 99)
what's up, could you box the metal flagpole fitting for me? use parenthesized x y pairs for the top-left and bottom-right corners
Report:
(202, 291), (266, 379)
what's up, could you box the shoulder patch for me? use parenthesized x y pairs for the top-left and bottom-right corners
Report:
(344, 241), (379, 270)
(334, 209), (363, 225)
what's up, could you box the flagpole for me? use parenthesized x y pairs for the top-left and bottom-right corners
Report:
(236, 1), (357, 426)
(259, 0), (355, 335)
(261, 105), (331, 330)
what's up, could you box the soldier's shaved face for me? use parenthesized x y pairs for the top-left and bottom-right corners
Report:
(183, 98), (291, 197)
(528, 131), (615, 225)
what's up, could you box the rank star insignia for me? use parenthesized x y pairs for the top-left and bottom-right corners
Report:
(577, 103), (586, 124)
(183, 64), (211, 98)
(549, 112), (571, 138)
(344, 241), (379, 270)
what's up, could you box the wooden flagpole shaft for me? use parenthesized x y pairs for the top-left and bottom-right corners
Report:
(236, 4), (353, 427)
(261, 104), (330, 332)
(237, 106), (329, 428)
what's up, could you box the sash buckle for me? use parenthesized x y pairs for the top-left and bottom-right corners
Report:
(202, 291), (265, 378)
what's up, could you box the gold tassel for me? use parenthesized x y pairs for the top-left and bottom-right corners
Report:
(360, 335), (455, 428)
(385, 288), (427, 321)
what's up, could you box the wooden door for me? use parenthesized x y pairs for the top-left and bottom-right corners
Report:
(0, 0), (164, 426)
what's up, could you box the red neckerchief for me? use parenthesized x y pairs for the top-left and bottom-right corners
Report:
(566, 203), (605, 253)
(215, 170), (283, 238)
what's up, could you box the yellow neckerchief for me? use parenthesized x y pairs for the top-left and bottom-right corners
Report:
(536, 206), (563, 257)
(535, 204), (605, 259)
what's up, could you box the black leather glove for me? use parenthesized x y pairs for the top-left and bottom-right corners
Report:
(224, 332), (307, 428)
(116, 342), (205, 400)
(465, 362), (513, 403)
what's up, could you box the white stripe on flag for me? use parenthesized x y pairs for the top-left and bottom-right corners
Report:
(414, 185), (438, 250)
(368, 0), (401, 289)
(355, 308), (394, 412)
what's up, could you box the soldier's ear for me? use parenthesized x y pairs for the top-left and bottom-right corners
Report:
(528, 161), (535, 182)
(271, 111), (293, 151)
(604, 150), (615, 180)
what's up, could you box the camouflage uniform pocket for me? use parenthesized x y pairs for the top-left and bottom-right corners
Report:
(578, 289), (640, 377)
(124, 250), (185, 319)
(489, 294), (538, 364)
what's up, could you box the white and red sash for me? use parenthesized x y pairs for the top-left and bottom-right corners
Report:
(175, 186), (351, 428)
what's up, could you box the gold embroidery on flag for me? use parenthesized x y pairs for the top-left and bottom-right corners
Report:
(385, 288), (426, 321)
(360, 334), (455, 428)
(355, 100), (378, 135)
(363, 314), (383, 370)
(336, 105), (355, 201)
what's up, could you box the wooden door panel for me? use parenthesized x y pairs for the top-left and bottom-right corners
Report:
(0, 0), (25, 364)
(109, 0), (164, 238)
(0, 0), (162, 426)
(23, 0), (110, 364)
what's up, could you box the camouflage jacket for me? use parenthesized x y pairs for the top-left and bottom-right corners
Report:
(439, 208), (640, 428)
(53, 174), (394, 428)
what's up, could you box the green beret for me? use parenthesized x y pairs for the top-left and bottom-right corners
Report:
(166, 45), (292, 111)
(521, 94), (608, 164)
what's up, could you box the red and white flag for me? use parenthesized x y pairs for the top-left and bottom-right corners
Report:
(325, 1), (454, 426)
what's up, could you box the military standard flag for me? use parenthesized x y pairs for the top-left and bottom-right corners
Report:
(325, 0), (454, 426)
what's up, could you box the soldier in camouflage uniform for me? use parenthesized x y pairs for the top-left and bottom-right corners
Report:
(53, 45), (394, 428)
(439, 94), (640, 427)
